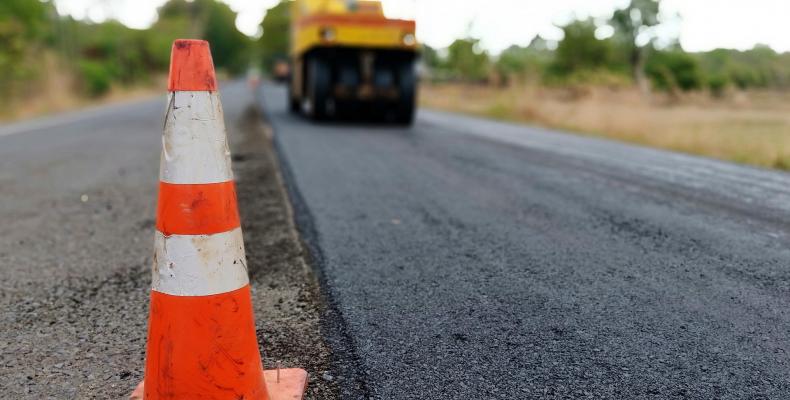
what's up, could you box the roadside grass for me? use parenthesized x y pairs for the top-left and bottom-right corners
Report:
(420, 83), (790, 171)
(3, 81), (165, 123)
(0, 54), (165, 123)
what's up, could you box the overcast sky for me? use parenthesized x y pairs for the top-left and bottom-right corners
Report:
(52, 0), (790, 54)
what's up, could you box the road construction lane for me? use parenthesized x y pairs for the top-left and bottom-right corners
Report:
(264, 82), (790, 399)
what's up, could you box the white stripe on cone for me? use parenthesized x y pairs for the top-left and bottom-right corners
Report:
(152, 228), (249, 296)
(160, 91), (234, 184)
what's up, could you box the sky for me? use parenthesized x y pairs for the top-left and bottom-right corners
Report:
(52, 0), (790, 54)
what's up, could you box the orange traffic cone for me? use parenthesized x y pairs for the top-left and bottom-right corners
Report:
(131, 39), (307, 400)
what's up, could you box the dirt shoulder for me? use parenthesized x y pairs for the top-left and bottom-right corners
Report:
(231, 104), (339, 399)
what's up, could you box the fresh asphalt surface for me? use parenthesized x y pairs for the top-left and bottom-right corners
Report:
(264, 83), (790, 399)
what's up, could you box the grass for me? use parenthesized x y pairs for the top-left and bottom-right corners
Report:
(420, 83), (790, 171)
(0, 54), (164, 123)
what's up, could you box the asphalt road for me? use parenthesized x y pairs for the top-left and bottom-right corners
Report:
(264, 83), (790, 399)
(0, 82), (334, 398)
(3, 80), (789, 399)
(0, 91), (161, 398)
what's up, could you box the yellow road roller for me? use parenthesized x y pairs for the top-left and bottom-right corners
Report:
(289, 0), (418, 123)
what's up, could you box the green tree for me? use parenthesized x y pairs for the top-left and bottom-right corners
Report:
(73, 21), (146, 95)
(203, 0), (251, 74)
(147, 2), (193, 70)
(495, 45), (529, 80)
(153, 0), (251, 75)
(645, 50), (702, 93)
(0, 0), (52, 40)
(695, 45), (790, 90)
(259, 0), (291, 72)
(421, 44), (442, 70)
(445, 37), (490, 81)
(0, 0), (54, 96)
(495, 36), (553, 83)
(609, 0), (661, 92)
(551, 19), (612, 76)
(67, 0), (251, 96)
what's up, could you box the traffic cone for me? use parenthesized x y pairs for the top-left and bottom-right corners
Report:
(131, 39), (308, 400)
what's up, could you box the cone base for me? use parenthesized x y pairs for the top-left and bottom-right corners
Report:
(130, 368), (307, 400)
(264, 368), (309, 400)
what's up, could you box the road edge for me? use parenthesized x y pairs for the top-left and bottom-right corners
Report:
(257, 88), (373, 399)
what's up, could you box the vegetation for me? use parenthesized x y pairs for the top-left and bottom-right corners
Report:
(549, 19), (614, 78)
(0, 0), (53, 97)
(421, 83), (790, 171)
(424, 0), (790, 96)
(259, 0), (291, 72)
(0, 0), (253, 111)
(609, 0), (660, 93)
(418, 0), (790, 171)
(3, 0), (790, 126)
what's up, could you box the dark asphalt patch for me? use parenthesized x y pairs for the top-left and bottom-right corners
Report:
(263, 82), (790, 399)
(272, 122), (373, 400)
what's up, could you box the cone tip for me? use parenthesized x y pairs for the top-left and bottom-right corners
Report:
(168, 39), (217, 92)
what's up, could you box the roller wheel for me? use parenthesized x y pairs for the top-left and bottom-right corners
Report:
(394, 61), (416, 125)
(304, 56), (331, 120)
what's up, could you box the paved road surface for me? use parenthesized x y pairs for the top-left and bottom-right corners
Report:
(0, 82), (335, 398)
(0, 90), (163, 397)
(264, 83), (790, 399)
(3, 79), (789, 399)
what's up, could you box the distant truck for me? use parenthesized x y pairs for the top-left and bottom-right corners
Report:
(273, 59), (291, 83)
(289, 0), (418, 123)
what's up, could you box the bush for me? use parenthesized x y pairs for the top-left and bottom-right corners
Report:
(78, 60), (114, 97)
(495, 42), (552, 84)
(550, 19), (614, 77)
(543, 68), (631, 89)
(445, 38), (490, 82)
(707, 74), (729, 97)
(646, 50), (703, 92)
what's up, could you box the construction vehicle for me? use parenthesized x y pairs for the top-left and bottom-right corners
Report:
(289, 0), (418, 123)
(273, 59), (291, 83)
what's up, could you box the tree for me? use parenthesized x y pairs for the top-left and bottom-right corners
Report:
(420, 44), (442, 70)
(0, 0), (54, 96)
(495, 36), (553, 83)
(645, 50), (702, 93)
(153, 0), (251, 75)
(445, 38), (490, 82)
(694, 45), (790, 90)
(0, 0), (51, 39)
(259, 0), (291, 72)
(609, 0), (661, 93)
(551, 19), (612, 76)
(72, 21), (150, 95)
(495, 45), (529, 82)
(202, 0), (251, 74)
